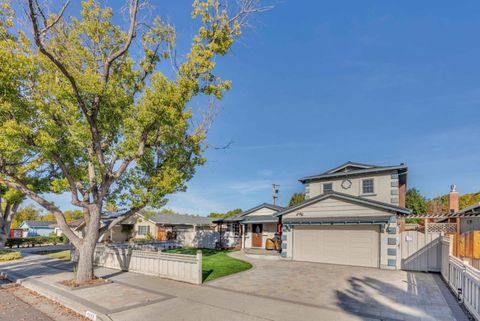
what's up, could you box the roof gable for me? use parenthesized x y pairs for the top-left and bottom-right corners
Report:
(240, 203), (283, 217)
(326, 161), (376, 174)
(275, 192), (410, 217)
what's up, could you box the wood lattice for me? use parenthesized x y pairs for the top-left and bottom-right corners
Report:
(426, 223), (457, 234)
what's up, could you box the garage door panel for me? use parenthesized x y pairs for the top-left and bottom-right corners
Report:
(293, 225), (379, 268)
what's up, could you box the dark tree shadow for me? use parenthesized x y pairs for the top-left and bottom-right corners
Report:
(335, 273), (459, 321)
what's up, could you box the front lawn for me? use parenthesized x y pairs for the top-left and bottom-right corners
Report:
(0, 249), (22, 261)
(36, 250), (71, 261)
(163, 248), (252, 282)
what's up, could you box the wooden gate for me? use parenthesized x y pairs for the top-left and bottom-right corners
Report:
(401, 230), (442, 272)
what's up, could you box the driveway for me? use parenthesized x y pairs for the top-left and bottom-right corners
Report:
(208, 252), (468, 321)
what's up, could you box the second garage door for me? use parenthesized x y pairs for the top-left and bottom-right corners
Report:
(292, 225), (379, 268)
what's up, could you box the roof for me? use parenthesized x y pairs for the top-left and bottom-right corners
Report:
(448, 202), (480, 217)
(240, 215), (278, 224)
(275, 191), (411, 217)
(138, 212), (214, 226)
(298, 161), (407, 183)
(212, 203), (283, 224)
(21, 221), (56, 228)
(49, 219), (84, 229)
(283, 215), (392, 225)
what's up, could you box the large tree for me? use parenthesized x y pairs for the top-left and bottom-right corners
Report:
(0, 0), (263, 283)
(0, 186), (24, 245)
(405, 188), (427, 215)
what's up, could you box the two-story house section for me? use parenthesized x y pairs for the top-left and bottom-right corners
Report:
(275, 162), (410, 270)
(300, 161), (408, 207)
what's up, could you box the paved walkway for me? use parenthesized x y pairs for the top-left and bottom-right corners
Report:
(0, 251), (469, 321)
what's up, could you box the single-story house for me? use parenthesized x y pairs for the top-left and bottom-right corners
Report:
(19, 220), (56, 237)
(216, 161), (412, 270)
(120, 212), (218, 248)
(50, 219), (84, 237)
(213, 203), (283, 249)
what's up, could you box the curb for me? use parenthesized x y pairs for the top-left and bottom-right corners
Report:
(0, 270), (112, 321)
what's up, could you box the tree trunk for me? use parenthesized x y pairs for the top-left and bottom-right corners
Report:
(76, 242), (96, 283)
(74, 205), (101, 284)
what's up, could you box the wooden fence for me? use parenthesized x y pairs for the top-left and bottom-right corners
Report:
(93, 245), (203, 284)
(441, 236), (480, 320)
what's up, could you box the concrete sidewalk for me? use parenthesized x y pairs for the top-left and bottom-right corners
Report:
(0, 254), (372, 321)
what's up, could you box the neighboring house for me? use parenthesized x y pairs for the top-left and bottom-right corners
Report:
(19, 221), (56, 237)
(118, 212), (218, 248)
(50, 219), (84, 237)
(214, 203), (283, 249)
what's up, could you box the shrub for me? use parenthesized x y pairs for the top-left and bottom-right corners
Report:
(0, 249), (22, 261)
(5, 236), (63, 248)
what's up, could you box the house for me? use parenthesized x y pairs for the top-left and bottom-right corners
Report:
(50, 219), (84, 237)
(276, 161), (410, 269)
(215, 161), (412, 269)
(214, 203), (283, 249)
(92, 211), (217, 248)
(19, 221), (56, 237)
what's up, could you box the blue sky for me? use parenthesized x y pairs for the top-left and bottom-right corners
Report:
(23, 1), (480, 215)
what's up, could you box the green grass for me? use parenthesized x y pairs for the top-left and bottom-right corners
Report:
(163, 248), (252, 282)
(0, 249), (22, 261)
(36, 250), (71, 261)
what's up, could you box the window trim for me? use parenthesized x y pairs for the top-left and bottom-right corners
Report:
(323, 182), (333, 193)
(137, 225), (150, 236)
(361, 178), (375, 195)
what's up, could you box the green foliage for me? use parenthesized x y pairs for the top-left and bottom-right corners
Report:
(144, 232), (154, 241)
(288, 192), (305, 207)
(5, 236), (63, 248)
(427, 191), (480, 214)
(11, 206), (41, 228)
(208, 208), (242, 218)
(0, 0), (249, 224)
(406, 188), (428, 214)
(0, 249), (22, 261)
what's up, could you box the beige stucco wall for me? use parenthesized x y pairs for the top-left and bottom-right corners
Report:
(132, 218), (158, 239)
(305, 171), (399, 205)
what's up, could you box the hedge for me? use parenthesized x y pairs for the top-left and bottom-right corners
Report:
(5, 235), (66, 248)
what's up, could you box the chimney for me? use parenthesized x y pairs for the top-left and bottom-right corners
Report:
(448, 184), (459, 214)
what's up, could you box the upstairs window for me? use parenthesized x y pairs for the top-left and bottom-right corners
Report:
(323, 183), (333, 193)
(362, 179), (374, 194)
(138, 225), (150, 236)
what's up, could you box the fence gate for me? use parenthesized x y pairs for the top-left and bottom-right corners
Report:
(400, 223), (456, 272)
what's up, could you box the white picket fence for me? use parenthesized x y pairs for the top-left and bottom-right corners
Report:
(441, 236), (480, 320)
(93, 245), (203, 284)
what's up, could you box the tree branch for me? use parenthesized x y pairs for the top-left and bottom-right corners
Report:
(51, 154), (89, 208)
(0, 176), (81, 247)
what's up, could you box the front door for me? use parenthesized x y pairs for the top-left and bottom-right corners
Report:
(252, 224), (263, 248)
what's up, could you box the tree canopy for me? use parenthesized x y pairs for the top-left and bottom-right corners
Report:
(405, 188), (428, 215)
(288, 192), (305, 207)
(0, 0), (264, 282)
(208, 208), (242, 218)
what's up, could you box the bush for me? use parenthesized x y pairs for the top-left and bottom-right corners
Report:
(0, 249), (22, 261)
(5, 236), (63, 248)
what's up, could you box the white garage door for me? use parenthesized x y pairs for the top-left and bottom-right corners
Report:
(293, 225), (379, 268)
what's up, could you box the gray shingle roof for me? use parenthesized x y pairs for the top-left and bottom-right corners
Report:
(299, 162), (407, 183)
(283, 216), (392, 225)
(23, 221), (56, 228)
(139, 212), (214, 226)
(212, 203), (283, 224)
(240, 215), (278, 223)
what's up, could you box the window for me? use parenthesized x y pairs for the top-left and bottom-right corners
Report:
(138, 225), (150, 236)
(227, 223), (240, 236)
(362, 179), (374, 194)
(323, 183), (333, 193)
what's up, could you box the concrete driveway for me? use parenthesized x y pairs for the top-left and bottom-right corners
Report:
(208, 252), (468, 321)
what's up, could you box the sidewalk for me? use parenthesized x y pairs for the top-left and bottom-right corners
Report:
(0, 254), (370, 321)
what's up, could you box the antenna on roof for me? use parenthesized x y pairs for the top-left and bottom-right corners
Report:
(272, 184), (280, 205)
